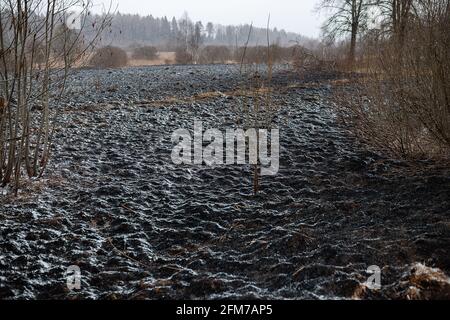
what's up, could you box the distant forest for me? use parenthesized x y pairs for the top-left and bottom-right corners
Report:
(96, 12), (318, 49)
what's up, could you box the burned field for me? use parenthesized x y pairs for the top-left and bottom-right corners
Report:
(0, 65), (449, 299)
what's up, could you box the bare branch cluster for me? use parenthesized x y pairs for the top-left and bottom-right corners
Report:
(0, 0), (112, 193)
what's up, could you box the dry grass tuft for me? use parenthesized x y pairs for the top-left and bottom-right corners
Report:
(404, 263), (450, 300)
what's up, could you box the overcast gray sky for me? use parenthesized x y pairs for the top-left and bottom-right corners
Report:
(92, 0), (325, 38)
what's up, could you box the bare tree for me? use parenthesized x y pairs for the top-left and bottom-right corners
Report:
(320, 0), (372, 64)
(375, 0), (414, 45)
(189, 21), (204, 62)
(206, 22), (214, 40)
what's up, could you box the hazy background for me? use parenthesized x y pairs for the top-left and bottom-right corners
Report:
(92, 0), (324, 38)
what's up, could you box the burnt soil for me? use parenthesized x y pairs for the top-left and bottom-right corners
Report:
(1, 64), (449, 299)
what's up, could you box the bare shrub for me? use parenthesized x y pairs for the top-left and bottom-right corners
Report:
(235, 45), (299, 65)
(291, 46), (322, 73)
(90, 46), (128, 68)
(132, 46), (158, 60)
(199, 46), (231, 64)
(235, 46), (268, 64)
(0, 0), (111, 193)
(288, 45), (338, 79)
(174, 46), (193, 64)
(52, 24), (83, 66)
(334, 0), (450, 159)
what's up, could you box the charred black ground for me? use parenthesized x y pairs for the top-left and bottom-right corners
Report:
(0, 65), (449, 299)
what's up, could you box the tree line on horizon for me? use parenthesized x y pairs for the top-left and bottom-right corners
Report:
(96, 12), (318, 50)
